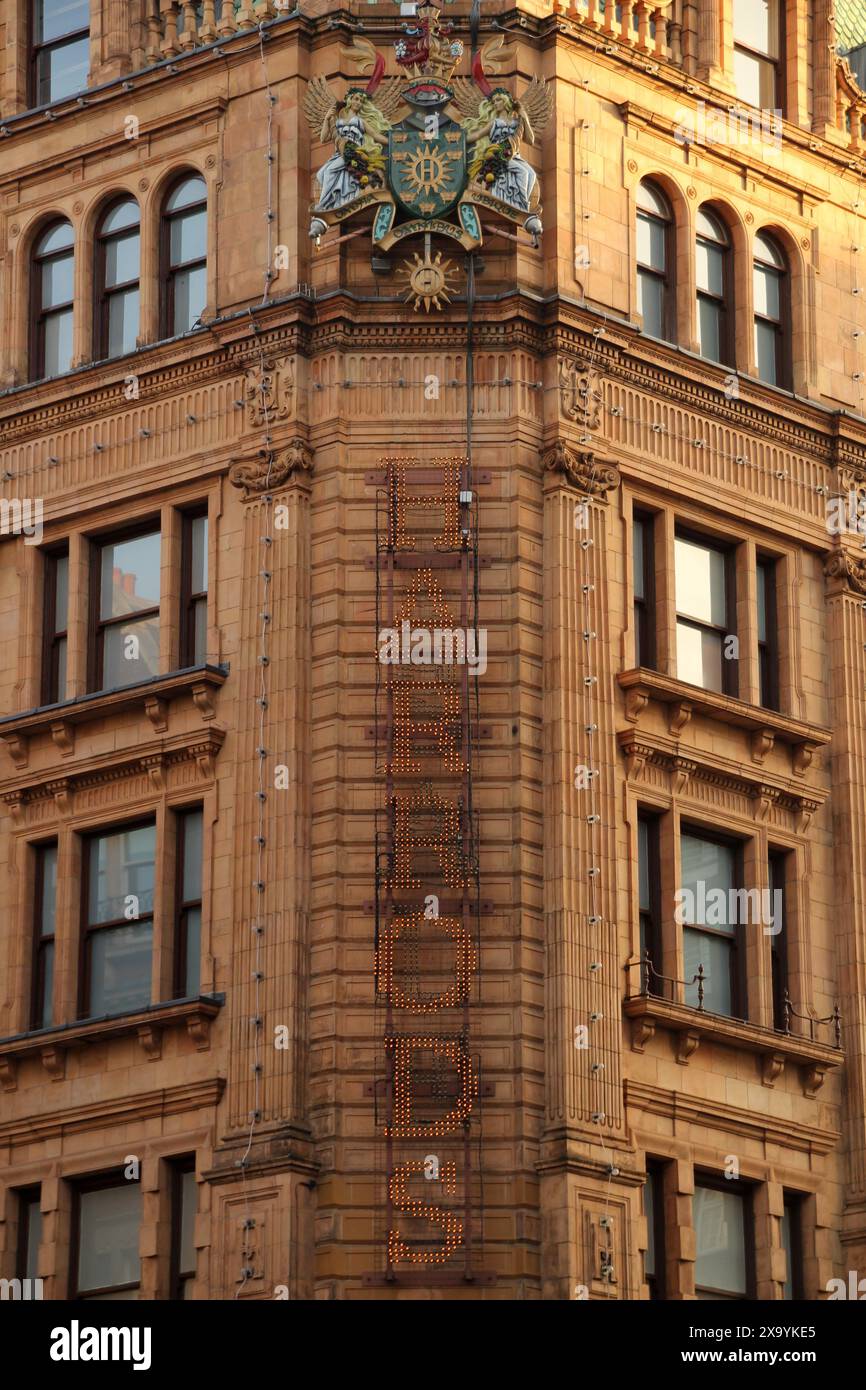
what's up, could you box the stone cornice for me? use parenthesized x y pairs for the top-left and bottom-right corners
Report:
(626, 1078), (841, 1157)
(0, 1076), (226, 1145)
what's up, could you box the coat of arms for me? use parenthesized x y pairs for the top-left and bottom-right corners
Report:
(302, 5), (553, 311)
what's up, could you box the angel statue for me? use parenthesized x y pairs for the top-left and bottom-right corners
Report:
(452, 39), (554, 228)
(303, 42), (405, 235)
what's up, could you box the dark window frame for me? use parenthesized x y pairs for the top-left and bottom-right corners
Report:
(169, 1156), (196, 1300)
(769, 847), (789, 1032)
(732, 0), (785, 115)
(675, 526), (738, 698)
(87, 519), (161, 694)
(633, 509), (657, 669)
(637, 810), (662, 995)
(782, 1190), (805, 1300)
(680, 823), (747, 1020)
(30, 0), (90, 108)
(30, 219), (74, 382)
(693, 1171), (756, 1301)
(696, 207), (734, 369)
(757, 554), (780, 711)
(644, 1160), (667, 1300)
(180, 508), (208, 668)
(78, 816), (156, 1021)
(636, 181), (675, 344)
(41, 543), (69, 706)
(753, 233), (791, 391)
(16, 1186), (42, 1284)
(94, 198), (141, 363)
(173, 806), (203, 999)
(160, 175), (208, 341)
(69, 1170), (142, 1300)
(31, 839), (58, 1031)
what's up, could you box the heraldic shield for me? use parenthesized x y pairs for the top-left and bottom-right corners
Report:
(388, 102), (467, 221)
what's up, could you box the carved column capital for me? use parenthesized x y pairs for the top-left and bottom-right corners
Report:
(824, 547), (866, 597)
(542, 440), (620, 498)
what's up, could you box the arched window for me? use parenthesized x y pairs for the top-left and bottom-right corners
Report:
(636, 181), (673, 343)
(753, 231), (789, 388)
(696, 208), (732, 368)
(95, 199), (140, 361)
(161, 175), (207, 338)
(32, 0), (90, 106)
(733, 0), (782, 112)
(31, 219), (74, 380)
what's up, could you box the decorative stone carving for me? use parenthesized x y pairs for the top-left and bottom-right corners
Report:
(245, 358), (294, 429)
(229, 438), (314, 494)
(824, 548), (866, 596)
(558, 358), (604, 430)
(541, 439), (619, 496)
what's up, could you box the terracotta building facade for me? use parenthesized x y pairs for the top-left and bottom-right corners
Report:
(1, 0), (866, 1301)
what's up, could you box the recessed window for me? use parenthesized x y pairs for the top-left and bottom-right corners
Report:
(756, 556), (779, 709)
(753, 232), (790, 389)
(82, 821), (155, 1019)
(680, 832), (743, 1018)
(637, 181), (673, 342)
(42, 546), (68, 705)
(769, 849), (788, 1031)
(633, 511), (656, 668)
(644, 1162), (667, 1300)
(31, 220), (75, 381)
(638, 813), (661, 993)
(781, 1193), (804, 1300)
(95, 199), (141, 361)
(17, 1188), (42, 1284)
(181, 512), (208, 667)
(694, 1181), (753, 1299)
(733, 0), (782, 111)
(32, 842), (57, 1030)
(72, 1177), (142, 1300)
(175, 808), (203, 998)
(170, 1160), (197, 1299)
(32, 0), (90, 106)
(675, 533), (735, 695)
(162, 175), (207, 338)
(696, 209), (732, 368)
(91, 526), (161, 691)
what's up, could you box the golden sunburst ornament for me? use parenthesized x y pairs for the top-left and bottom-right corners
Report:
(398, 245), (458, 312)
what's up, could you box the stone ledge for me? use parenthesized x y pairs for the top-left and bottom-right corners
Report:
(0, 995), (225, 1091)
(0, 664), (228, 771)
(624, 994), (842, 1097)
(617, 667), (832, 775)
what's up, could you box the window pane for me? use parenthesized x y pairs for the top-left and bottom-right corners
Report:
(637, 213), (666, 272)
(38, 0), (90, 43)
(781, 1204), (793, 1299)
(637, 181), (669, 217)
(172, 264), (207, 335)
(101, 200), (140, 236)
(179, 1171), (196, 1276)
(696, 241), (724, 297)
(37, 222), (74, 257)
(680, 835), (735, 919)
(755, 320), (779, 385)
(734, 48), (776, 108)
(89, 823), (156, 924)
(100, 531), (160, 619)
(25, 1200), (42, 1281)
(754, 264), (780, 320)
(42, 251), (73, 309)
(684, 929), (733, 1013)
(733, 0), (778, 56)
(183, 907), (202, 996)
(38, 942), (54, 1028)
(166, 176), (207, 214)
(697, 297), (722, 363)
(56, 637), (68, 699)
(633, 519), (645, 602)
(644, 1173), (656, 1277)
(104, 231), (140, 289)
(54, 554), (68, 627)
(78, 1185), (141, 1294)
(39, 35), (89, 102)
(107, 287), (140, 358)
(693, 1186), (747, 1295)
(192, 597), (207, 665)
(39, 845), (58, 934)
(638, 819), (650, 912)
(182, 810), (203, 901)
(675, 538), (727, 626)
(170, 208), (207, 267)
(88, 920), (153, 1016)
(102, 615), (160, 688)
(637, 270), (665, 339)
(42, 308), (74, 376)
(190, 515), (208, 592)
(756, 563), (767, 642)
(677, 621), (723, 691)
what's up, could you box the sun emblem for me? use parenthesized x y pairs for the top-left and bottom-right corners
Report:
(398, 245), (459, 312)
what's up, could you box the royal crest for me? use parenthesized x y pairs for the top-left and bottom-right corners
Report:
(301, 6), (554, 311)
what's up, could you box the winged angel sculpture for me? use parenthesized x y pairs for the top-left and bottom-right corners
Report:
(303, 40), (405, 227)
(451, 39), (554, 224)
